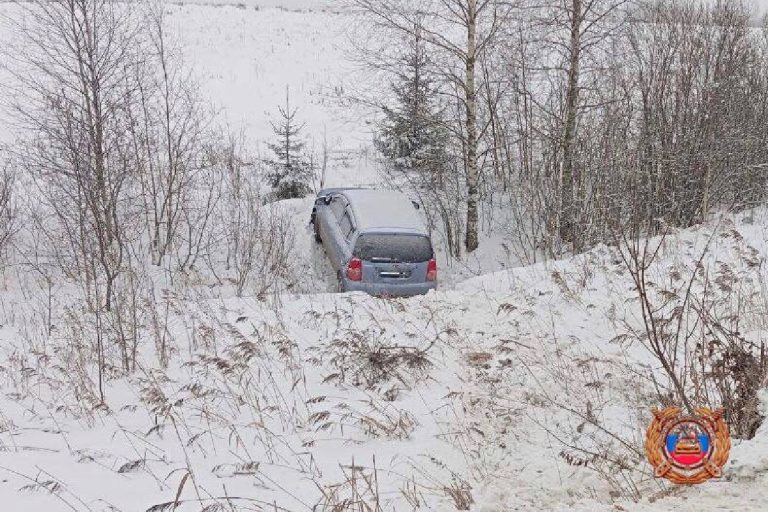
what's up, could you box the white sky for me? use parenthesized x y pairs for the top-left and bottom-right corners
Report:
(177, 0), (768, 18)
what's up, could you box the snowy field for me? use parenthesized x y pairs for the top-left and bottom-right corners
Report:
(1, 2), (768, 512)
(161, 1), (379, 194)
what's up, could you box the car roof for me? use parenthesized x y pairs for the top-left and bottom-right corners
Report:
(317, 187), (367, 196)
(340, 189), (429, 236)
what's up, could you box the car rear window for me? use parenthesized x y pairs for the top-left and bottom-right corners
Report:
(354, 234), (433, 263)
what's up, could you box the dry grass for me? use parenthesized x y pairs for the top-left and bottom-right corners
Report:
(320, 328), (433, 391)
(314, 457), (384, 512)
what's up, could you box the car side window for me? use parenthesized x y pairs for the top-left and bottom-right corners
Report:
(330, 197), (346, 220)
(339, 211), (354, 240)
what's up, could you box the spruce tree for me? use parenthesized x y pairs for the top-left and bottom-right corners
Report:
(265, 87), (312, 199)
(375, 21), (448, 187)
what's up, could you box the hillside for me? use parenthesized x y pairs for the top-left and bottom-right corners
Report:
(2, 197), (768, 511)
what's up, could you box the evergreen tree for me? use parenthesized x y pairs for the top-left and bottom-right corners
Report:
(265, 88), (313, 199)
(375, 21), (449, 187)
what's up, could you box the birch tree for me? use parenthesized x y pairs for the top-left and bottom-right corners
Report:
(0, 163), (14, 262)
(543, 0), (629, 248)
(5, 0), (145, 311)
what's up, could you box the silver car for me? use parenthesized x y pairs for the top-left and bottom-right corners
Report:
(310, 188), (437, 296)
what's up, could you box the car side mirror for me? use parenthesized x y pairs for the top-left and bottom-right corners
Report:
(411, 200), (420, 210)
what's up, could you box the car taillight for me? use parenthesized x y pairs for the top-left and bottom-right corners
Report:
(426, 259), (437, 281)
(346, 258), (363, 281)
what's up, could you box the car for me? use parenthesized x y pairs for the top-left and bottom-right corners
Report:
(310, 188), (437, 297)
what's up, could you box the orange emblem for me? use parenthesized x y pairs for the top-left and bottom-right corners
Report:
(645, 406), (730, 485)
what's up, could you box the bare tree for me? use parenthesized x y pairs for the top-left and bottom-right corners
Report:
(211, 133), (296, 297)
(479, 0), (767, 262)
(517, 0), (629, 250)
(233, 197), (296, 298)
(5, 0), (145, 311)
(626, 0), (768, 231)
(129, 1), (209, 266)
(311, 126), (333, 193)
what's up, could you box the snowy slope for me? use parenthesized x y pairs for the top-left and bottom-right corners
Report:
(2, 205), (768, 511)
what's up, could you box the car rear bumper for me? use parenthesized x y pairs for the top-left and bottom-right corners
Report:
(343, 280), (437, 297)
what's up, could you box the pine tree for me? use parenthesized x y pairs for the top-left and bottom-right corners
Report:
(375, 22), (448, 187)
(265, 87), (312, 199)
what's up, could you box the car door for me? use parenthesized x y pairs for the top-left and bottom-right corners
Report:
(322, 195), (348, 270)
(317, 196), (335, 243)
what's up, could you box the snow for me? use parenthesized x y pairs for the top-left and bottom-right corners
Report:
(1, 1), (768, 511)
(2, 203), (767, 510)
(173, 0), (338, 10)
(342, 189), (430, 235)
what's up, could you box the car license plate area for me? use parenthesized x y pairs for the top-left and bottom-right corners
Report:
(379, 270), (411, 279)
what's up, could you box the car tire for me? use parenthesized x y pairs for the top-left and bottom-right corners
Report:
(336, 271), (345, 293)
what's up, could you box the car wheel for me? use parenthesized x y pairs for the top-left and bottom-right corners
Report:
(314, 220), (322, 243)
(336, 271), (345, 293)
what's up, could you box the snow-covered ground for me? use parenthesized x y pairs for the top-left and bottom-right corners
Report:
(1, 2), (768, 511)
(165, 1), (377, 187)
(2, 202), (768, 511)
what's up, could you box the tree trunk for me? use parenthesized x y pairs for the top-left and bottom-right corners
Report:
(561, 0), (582, 249)
(465, 0), (479, 253)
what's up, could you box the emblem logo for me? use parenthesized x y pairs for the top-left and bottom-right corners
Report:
(645, 407), (730, 485)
